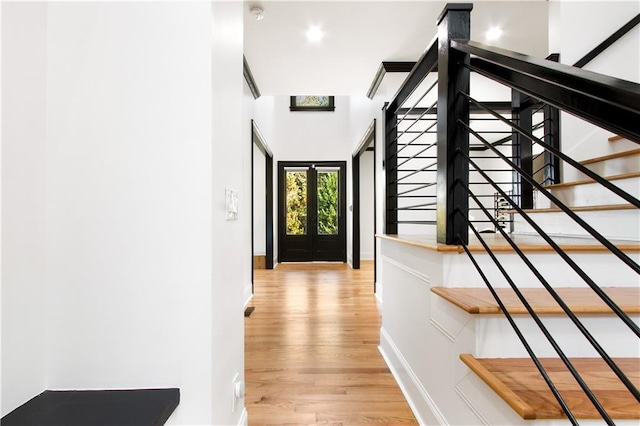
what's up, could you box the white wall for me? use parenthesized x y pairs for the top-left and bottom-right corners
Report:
(253, 144), (267, 256)
(273, 96), (353, 161)
(1, 2), (47, 415)
(210, 3), (246, 424)
(359, 150), (375, 260)
(243, 81), (257, 306)
(1, 2), (247, 424)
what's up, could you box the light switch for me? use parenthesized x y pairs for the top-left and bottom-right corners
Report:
(225, 188), (238, 220)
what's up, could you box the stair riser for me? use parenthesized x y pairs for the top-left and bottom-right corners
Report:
(578, 154), (640, 180)
(535, 177), (639, 208)
(443, 251), (640, 289)
(475, 315), (640, 358)
(513, 209), (640, 241)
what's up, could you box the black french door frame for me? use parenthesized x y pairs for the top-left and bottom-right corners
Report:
(278, 161), (347, 262)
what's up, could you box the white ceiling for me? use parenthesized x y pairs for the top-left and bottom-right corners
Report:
(244, 1), (550, 96)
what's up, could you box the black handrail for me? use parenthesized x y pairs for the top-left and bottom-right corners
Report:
(574, 14), (640, 68)
(452, 40), (640, 142)
(387, 37), (438, 115)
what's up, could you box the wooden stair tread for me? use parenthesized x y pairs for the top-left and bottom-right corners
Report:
(609, 135), (624, 142)
(377, 233), (640, 253)
(508, 203), (637, 214)
(460, 354), (640, 420)
(431, 286), (640, 314)
(545, 171), (640, 190)
(579, 148), (640, 166)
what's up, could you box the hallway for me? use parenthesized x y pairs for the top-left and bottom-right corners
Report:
(245, 262), (417, 425)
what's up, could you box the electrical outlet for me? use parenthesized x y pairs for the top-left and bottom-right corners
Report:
(231, 373), (244, 412)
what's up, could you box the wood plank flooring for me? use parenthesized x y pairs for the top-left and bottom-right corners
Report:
(246, 262), (417, 425)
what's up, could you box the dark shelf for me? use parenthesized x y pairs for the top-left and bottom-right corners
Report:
(1, 388), (180, 426)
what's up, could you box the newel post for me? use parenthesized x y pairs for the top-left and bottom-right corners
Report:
(436, 3), (472, 245)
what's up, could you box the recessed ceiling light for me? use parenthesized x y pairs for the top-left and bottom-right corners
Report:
(486, 27), (503, 42)
(306, 26), (324, 42)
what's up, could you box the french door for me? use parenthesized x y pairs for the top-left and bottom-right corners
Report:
(278, 161), (346, 262)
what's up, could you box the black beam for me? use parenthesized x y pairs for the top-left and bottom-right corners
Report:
(436, 3), (472, 245)
(387, 41), (438, 115)
(454, 40), (640, 143)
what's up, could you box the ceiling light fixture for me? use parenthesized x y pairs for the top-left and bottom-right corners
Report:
(485, 27), (503, 42)
(306, 26), (324, 42)
(250, 6), (265, 21)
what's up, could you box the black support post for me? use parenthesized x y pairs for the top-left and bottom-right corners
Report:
(265, 154), (274, 269)
(352, 155), (361, 269)
(512, 90), (534, 209)
(436, 3), (472, 245)
(384, 102), (398, 234)
(543, 104), (561, 185)
(543, 53), (561, 186)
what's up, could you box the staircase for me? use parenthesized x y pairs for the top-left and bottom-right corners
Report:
(378, 4), (639, 424)
(423, 137), (640, 423)
(379, 231), (639, 424)
(379, 128), (640, 424)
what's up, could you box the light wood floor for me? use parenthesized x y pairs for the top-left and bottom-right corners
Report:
(245, 262), (418, 425)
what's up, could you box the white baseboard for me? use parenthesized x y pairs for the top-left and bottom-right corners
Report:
(375, 291), (383, 307)
(242, 283), (253, 308)
(243, 295), (253, 308)
(379, 327), (447, 425)
(361, 251), (374, 260)
(237, 407), (248, 426)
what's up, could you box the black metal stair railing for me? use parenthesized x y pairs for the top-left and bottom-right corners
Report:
(443, 7), (640, 424)
(382, 3), (640, 423)
(383, 41), (518, 234)
(383, 38), (440, 234)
